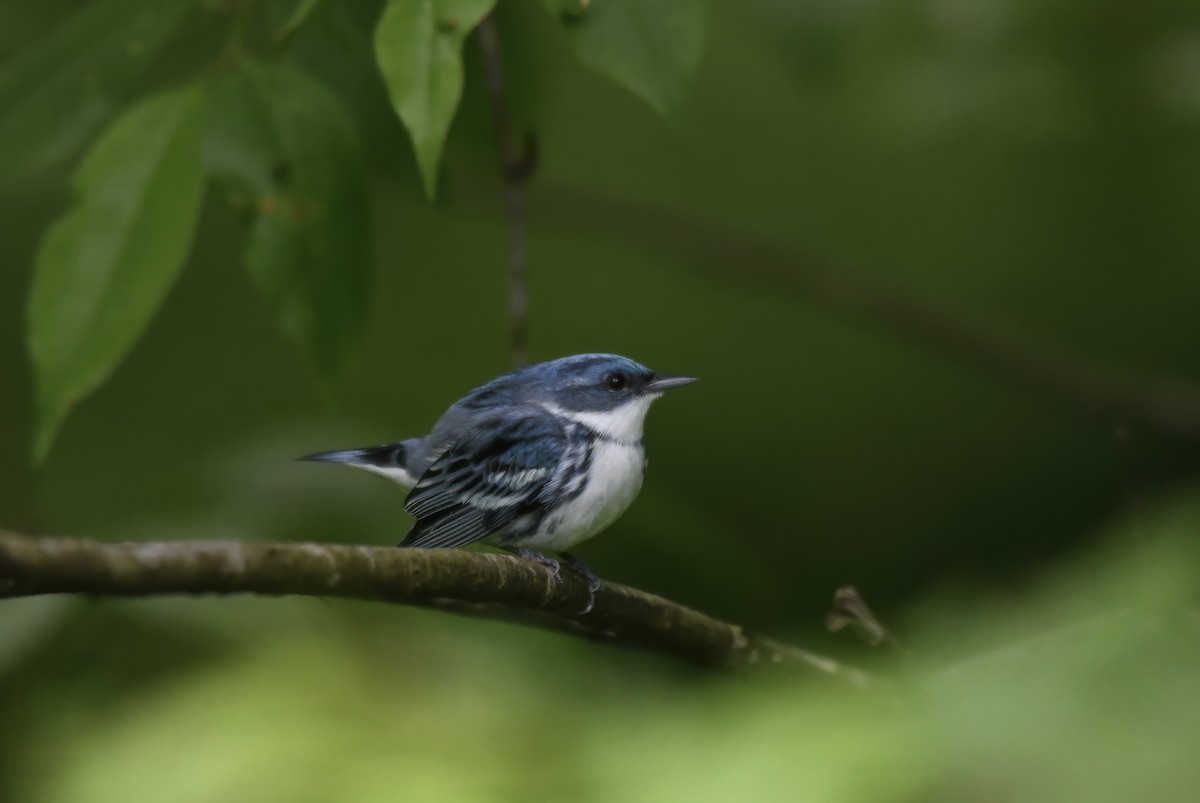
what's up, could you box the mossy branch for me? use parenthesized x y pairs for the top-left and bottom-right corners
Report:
(0, 529), (869, 685)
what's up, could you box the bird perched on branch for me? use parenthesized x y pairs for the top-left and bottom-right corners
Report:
(301, 354), (697, 601)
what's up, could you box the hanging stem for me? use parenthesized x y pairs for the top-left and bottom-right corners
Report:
(477, 12), (536, 369)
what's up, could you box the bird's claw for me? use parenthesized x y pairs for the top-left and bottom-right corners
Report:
(508, 548), (603, 614)
(511, 548), (562, 582)
(577, 587), (598, 615)
(506, 548), (557, 579)
(562, 552), (603, 615)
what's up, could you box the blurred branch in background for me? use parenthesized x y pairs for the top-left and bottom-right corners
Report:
(535, 186), (1200, 441)
(827, 585), (910, 657)
(477, 12), (535, 370)
(0, 530), (870, 685)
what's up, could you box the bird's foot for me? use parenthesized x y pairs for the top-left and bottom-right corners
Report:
(561, 552), (604, 614)
(561, 552), (603, 594)
(508, 548), (562, 582)
(506, 549), (602, 614)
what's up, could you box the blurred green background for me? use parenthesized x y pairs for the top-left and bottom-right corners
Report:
(3, 0), (1200, 800)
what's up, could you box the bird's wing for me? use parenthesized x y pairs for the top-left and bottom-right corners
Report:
(400, 408), (567, 549)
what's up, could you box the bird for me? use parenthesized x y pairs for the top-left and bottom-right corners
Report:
(300, 353), (697, 597)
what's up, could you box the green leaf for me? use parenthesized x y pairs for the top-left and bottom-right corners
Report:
(373, 0), (498, 198)
(205, 62), (369, 377)
(26, 85), (207, 463)
(549, 0), (706, 116)
(0, 0), (192, 182)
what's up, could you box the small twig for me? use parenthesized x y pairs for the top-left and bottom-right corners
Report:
(273, 0), (325, 52)
(1114, 425), (1145, 527)
(218, 0), (252, 67)
(0, 530), (871, 685)
(827, 585), (909, 656)
(477, 13), (535, 369)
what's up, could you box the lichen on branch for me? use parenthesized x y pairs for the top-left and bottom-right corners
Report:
(0, 529), (868, 685)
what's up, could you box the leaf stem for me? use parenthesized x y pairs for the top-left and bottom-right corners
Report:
(219, 0), (252, 66)
(273, 0), (325, 53)
(477, 12), (534, 370)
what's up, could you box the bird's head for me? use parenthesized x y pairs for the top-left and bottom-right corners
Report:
(517, 353), (697, 442)
(533, 353), (694, 407)
(458, 354), (697, 434)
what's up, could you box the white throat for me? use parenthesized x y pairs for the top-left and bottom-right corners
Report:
(543, 396), (657, 444)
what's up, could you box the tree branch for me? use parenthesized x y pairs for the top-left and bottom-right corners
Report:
(477, 12), (534, 370)
(827, 585), (910, 657)
(0, 530), (869, 684)
(531, 185), (1200, 442)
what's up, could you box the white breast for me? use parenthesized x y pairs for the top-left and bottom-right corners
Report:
(523, 440), (646, 552)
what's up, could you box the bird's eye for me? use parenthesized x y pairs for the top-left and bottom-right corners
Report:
(606, 373), (627, 391)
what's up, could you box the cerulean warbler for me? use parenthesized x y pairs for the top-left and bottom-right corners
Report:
(301, 354), (696, 591)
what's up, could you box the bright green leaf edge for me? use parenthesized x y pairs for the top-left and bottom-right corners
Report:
(26, 84), (208, 463)
(545, 0), (707, 117)
(373, 0), (498, 199)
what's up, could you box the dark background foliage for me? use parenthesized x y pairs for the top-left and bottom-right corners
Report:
(2, 0), (1200, 800)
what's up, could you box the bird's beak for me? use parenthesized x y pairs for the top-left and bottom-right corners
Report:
(646, 373), (699, 393)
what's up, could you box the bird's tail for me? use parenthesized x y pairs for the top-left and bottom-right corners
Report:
(299, 443), (408, 467)
(298, 442), (417, 487)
